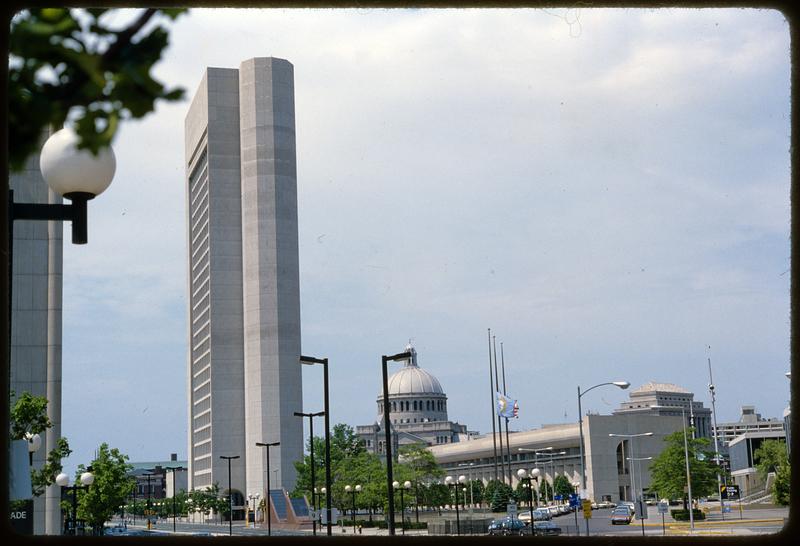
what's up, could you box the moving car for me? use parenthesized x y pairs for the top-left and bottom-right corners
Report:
(610, 506), (633, 525)
(533, 520), (562, 536)
(621, 501), (636, 515)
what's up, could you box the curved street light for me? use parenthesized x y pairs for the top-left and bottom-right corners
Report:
(577, 380), (628, 537)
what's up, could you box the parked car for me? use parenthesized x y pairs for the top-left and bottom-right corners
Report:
(533, 520), (562, 536)
(610, 506), (633, 525)
(488, 517), (528, 536)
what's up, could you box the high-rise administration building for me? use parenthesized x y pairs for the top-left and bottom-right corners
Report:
(184, 58), (303, 501)
(10, 136), (64, 534)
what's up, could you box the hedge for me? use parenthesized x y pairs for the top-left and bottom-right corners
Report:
(670, 509), (705, 521)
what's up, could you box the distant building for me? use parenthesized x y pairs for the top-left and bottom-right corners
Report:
(714, 405), (787, 453)
(356, 345), (476, 456)
(612, 381), (713, 439)
(428, 382), (711, 503)
(128, 454), (188, 502)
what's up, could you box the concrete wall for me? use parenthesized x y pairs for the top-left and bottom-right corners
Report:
(585, 413), (684, 502)
(10, 136), (63, 535)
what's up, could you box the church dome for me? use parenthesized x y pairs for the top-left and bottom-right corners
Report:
(379, 345), (445, 397)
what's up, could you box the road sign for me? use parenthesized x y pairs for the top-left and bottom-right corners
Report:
(507, 502), (518, 518)
(657, 501), (668, 514)
(721, 485), (740, 499)
(320, 508), (339, 524)
(582, 499), (592, 519)
(569, 494), (580, 508)
(554, 494), (563, 501)
(636, 499), (648, 519)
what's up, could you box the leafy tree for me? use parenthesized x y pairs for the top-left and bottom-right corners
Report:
(538, 480), (553, 503)
(466, 479), (485, 506)
(424, 482), (450, 514)
(9, 390), (51, 438)
(754, 439), (790, 505)
(485, 480), (513, 512)
(9, 390), (72, 497)
(553, 475), (574, 498)
(75, 443), (134, 534)
(754, 440), (788, 479)
(772, 463), (790, 506)
(515, 480), (537, 507)
(648, 428), (718, 509)
(8, 8), (187, 171)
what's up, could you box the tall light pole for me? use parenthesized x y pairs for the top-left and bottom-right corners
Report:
(681, 407), (695, 532)
(300, 354), (333, 536)
(294, 410), (324, 536)
(170, 467), (185, 533)
(381, 348), (413, 535)
(255, 441), (280, 536)
(220, 455), (240, 536)
(577, 381), (630, 498)
(535, 448), (565, 505)
(516, 468), (538, 536)
(458, 462), (475, 511)
(444, 476), (461, 536)
(627, 456), (652, 536)
(707, 351), (725, 518)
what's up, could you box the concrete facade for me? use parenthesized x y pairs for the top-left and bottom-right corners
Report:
(184, 58), (302, 506)
(427, 383), (711, 503)
(9, 140), (63, 535)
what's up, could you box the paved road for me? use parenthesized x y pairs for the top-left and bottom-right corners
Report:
(108, 505), (789, 538)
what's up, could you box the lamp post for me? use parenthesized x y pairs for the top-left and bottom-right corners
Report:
(55, 469), (94, 535)
(627, 456), (652, 536)
(458, 462), (475, 512)
(393, 481), (405, 535)
(381, 348), (413, 536)
(219, 455), (240, 536)
(535, 448), (566, 506)
(516, 468), (539, 536)
(25, 432), (42, 466)
(170, 467), (185, 533)
(294, 410), (325, 536)
(345, 484), (361, 534)
(300, 354), (333, 536)
(255, 440), (280, 536)
(186, 498), (193, 524)
(144, 471), (154, 529)
(444, 475), (461, 536)
(577, 382), (629, 496)
(577, 380), (629, 537)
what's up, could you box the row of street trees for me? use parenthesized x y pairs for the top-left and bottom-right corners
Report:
(291, 424), (581, 519)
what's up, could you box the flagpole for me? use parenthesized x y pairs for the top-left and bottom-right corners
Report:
(501, 342), (513, 486)
(493, 335), (505, 485)
(488, 329), (499, 482)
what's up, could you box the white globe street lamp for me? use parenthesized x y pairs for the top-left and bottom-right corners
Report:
(55, 470), (94, 535)
(11, 127), (117, 244)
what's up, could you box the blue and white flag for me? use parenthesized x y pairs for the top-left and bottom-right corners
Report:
(496, 392), (519, 419)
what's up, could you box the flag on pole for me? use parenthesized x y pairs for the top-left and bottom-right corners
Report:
(496, 392), (519, 418)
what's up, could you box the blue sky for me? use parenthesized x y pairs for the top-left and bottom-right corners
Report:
(56, 7), (790, 475)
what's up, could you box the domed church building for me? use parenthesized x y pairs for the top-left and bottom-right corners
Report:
(356, 344), (476, 458)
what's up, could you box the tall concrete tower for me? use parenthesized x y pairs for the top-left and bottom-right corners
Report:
(9, 136), (64, 535)
(184, 57), (303, 504)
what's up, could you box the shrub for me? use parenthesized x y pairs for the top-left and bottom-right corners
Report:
(670, 509), (705, 521)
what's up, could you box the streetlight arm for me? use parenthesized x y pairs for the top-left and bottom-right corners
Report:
(580, 381), (624, 398)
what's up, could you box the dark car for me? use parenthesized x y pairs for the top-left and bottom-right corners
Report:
(610, 506), (633, 525)
(533, 520), (562, 536)
(488, 517), (528, 536)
